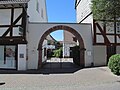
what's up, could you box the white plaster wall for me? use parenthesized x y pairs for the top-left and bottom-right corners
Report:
(76, 0), (91, 23)
(76, 0), (94, 38)
(27, 0), (48, 22)
(93, 46), (107, 66)
(27, 23), (93, 69)
(18, 44), (27, 70)
(81, 14), (93, 24)
(81, 14), (94, 36)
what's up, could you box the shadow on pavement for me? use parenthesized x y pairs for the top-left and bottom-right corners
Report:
(40, 62), (81, 74)
(0, 62), (81, 74)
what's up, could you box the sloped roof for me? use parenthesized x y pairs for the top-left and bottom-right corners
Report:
(46, 35), (57, 42)
(0, 0), (30, 4)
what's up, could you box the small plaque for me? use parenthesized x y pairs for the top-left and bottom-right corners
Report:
(87, 51), (91, 56)
(20, 54), (24, 58)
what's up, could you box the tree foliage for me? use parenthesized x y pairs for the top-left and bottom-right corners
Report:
(91, 0), (120, 20)
(53, 48), (63, 58)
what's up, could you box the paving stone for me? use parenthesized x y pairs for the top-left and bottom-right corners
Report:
(0, 58), (120, 90)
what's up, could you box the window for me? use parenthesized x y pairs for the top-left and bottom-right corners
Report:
(0, 45), (17, 69)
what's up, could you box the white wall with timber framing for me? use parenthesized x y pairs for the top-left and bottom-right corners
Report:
(0, 0), (48, 70)
(0, 1), (28, 70)
(0, 8), (23, 37)
(75, 0), (120, 66)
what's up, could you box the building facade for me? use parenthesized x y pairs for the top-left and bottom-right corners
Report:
(63, 30), (78, 58)
(42, 35), (56, 63)
(0, 0), (48, 70)
(75, 0), (120, 66)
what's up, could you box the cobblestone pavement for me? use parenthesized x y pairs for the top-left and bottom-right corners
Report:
(0, 58), (120, 90)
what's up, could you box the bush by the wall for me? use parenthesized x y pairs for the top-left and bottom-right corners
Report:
(108, 54), (120, 75)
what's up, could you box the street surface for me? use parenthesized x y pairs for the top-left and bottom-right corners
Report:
(0, 58), (120, 90)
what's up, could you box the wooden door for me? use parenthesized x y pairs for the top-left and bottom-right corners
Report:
(107, 46), (116, 63)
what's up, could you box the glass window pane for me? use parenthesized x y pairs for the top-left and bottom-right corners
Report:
(0, 46), (4, 67)
(14, 9), (22, 25)
(0, 27), (9, 36)
(13, 27), (22, 36)
(5, 46), (16, 69)
(0, 9), (11, 25)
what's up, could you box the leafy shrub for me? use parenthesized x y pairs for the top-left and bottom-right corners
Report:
(108, 54), (120, 75)
(53, 48), (62, 58)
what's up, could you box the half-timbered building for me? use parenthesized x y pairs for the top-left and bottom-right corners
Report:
(1, 0), (116, 70)
(0, 0), (48, 70)
(75, 0), (120, 66)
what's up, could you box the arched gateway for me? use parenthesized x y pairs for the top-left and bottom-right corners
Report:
(38, 25), (85, 68)
(27, 23), (93, 69)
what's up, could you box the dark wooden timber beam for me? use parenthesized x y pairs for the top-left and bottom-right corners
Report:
(93, 43), (120, 46)
(95, 19), (120, 22)
(10, 8), (14, 36)
(0, 7), (22, 9)
(93, 20), (96, 44)
(2, 13), (23, 37)
(0, 25), (21, 27)
(0, 37), (27, 44)
(96, 33), (120, 36)
(11, 4), (14, 7)
(0, 3), (27, 9)
(3, 5), (7, 8)
(96, 23), (111, 44)
(22, 7), (27, 37)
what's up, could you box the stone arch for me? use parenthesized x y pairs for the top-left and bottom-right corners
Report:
(38, 25), (85, 68)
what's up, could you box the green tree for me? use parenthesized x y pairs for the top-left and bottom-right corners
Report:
(91, 0), (120, 39)
(53, 48), (63, 58)
(91, 0), (120, 20)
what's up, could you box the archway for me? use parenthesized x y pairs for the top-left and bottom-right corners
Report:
(38, 25), (85, 68)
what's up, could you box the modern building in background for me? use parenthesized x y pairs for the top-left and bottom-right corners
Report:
(0, 0), (48, 70)
(63, 30), (78, 58)
(42, 35), (56, 62)
(75, 0), (120, 66)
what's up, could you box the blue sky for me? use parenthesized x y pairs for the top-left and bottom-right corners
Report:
(46, 0), (76, 41)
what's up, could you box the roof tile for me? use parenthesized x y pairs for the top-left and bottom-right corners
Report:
(0, 0), (30, 4)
